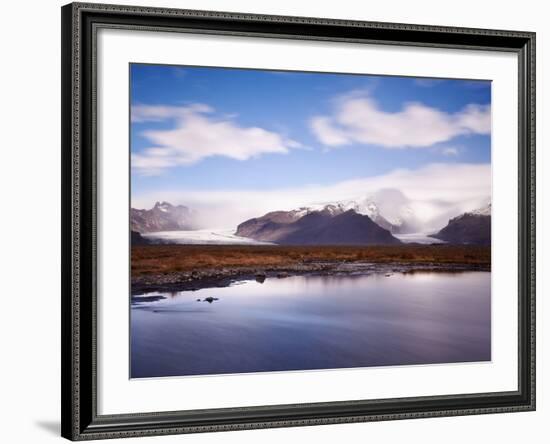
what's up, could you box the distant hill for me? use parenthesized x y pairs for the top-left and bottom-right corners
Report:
(131, 201), (195, 233)
(236, 208), (401, 246)
(430, 204), (491, 245)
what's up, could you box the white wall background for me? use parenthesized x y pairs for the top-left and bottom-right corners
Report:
(0, 0), (545, 443)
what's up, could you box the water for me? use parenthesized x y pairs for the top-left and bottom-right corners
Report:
(131, 271), (490, 378)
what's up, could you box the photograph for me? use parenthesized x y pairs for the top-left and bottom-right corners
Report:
(129, 64), (492, 379)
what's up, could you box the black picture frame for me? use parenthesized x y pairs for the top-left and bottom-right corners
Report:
(61, 2), (536, 440)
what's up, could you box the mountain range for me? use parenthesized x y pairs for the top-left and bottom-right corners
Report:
(131, 201), (196, 233)
(130, 199), (491, 246)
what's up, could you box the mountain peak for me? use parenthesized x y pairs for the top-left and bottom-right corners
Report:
(468, 203), (491, 217)
(285, 192), (417, 234)
(154, 201), (173, 208)
(132, 201), (195, 233)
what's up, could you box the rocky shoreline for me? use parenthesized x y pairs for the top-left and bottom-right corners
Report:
(131, 261), (490, 295)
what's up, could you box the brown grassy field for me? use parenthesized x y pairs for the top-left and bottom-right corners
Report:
(131, 244), (491, 276)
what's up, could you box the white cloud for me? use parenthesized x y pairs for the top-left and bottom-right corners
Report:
(310, 93), (491, 148)
(455, 103), (492, 133)
(132, 163), (491, 232)
(310, 116), (350, 146)
(131, 104), (301, 175)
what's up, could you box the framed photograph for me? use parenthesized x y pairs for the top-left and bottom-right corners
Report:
(61, 2), (535, 440)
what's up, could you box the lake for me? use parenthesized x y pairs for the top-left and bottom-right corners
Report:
(131, 271), (491, 378)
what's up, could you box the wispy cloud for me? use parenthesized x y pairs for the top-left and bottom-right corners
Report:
(310, 116), (350, 146)
(132, 163), (491, 231)
(441, 146), (460, 157)
(310, 92), (491, 149)
(131, 104), (302, 175)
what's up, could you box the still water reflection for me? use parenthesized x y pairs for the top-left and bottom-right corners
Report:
(131, 271), (490, 378)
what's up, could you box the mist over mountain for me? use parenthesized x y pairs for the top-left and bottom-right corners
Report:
(317, 189), (420, 234)
(430, 203), (491, 245)
(131, 201), (196, 233)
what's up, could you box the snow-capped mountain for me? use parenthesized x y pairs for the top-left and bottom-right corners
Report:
(235, 207), (401, 246)
(280, 190), (418, 234)
(288, 200), (396, 233)
(131, 201), (196, 233)
(340, 196), (417, 234)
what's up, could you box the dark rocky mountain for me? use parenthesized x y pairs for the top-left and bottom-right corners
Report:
(131, 201), (195, 233)
(430, 204), (491, 245)
(131, 230), (151, 245)
(236, 208), (401, 245)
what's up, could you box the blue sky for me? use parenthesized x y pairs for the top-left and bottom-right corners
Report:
(130, 64), (491, 229)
